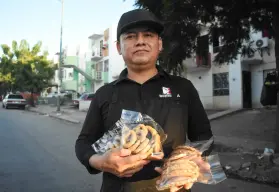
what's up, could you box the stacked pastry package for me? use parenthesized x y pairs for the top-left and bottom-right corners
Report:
(92, 109), (227, 190)
(92, 109), (167, 160)
(156, 138), (227, 191)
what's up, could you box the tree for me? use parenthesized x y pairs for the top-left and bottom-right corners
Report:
(0, 40), (55, 106)
(132, 0), (279, 151)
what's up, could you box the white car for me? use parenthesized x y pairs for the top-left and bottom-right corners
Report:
(2, 94), (27, 110)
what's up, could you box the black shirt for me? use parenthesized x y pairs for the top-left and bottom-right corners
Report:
(75, 65), (213, 182)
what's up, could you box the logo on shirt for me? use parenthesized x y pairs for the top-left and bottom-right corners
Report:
(159, 87), (172, 98)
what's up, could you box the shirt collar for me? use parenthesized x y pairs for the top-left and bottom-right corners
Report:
(113, 65), (169, 85)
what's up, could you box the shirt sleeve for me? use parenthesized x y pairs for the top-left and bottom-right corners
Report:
(187, 80), (214, 155)
(75, 91), (105, 174)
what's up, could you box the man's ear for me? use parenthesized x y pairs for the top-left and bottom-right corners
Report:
(116, 41), (122, 55)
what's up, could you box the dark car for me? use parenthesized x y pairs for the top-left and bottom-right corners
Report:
(71, 92), (94, 108)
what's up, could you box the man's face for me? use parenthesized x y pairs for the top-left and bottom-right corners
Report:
(117, 27), (162, 70)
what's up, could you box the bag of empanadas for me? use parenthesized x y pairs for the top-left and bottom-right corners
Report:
(156, 137), (227, 191)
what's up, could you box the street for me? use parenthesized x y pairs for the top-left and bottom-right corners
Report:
(0, 106), (278, 192)
(0, 107), (101, 192)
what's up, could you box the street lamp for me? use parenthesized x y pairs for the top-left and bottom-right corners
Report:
(57, 0), (64, 112)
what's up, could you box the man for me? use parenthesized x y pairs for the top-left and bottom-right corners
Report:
(75, 9), (213, 192)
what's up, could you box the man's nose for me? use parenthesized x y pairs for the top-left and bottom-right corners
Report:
(135, 33), (145, 45)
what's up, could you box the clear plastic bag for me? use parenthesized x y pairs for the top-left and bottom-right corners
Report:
(92, 109), (168, 160)
(92, 120), (123, 154)
(120, 110), (168, 160)
(156, 137), (227, 191)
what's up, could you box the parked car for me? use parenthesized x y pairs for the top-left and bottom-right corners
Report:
(72, 92), (94, 108)
(2, 93), (27, 109)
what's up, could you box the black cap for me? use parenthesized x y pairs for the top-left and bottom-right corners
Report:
(117, 9), (164, 41)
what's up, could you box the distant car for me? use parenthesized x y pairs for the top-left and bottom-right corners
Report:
(2, 94), (27, 109)
(72, 92), (94, 108)
(46, 92), (67, 98)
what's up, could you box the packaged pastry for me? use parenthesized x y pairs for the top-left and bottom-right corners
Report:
(91, 121), (123, 154)
(156, 137), (227, 191)
(120, 110), (167, 160)
(92, 109), (167, 160)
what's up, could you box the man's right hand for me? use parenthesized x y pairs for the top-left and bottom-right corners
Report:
(89, 148), (150, 178)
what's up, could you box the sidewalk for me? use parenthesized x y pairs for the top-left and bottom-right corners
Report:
(26, 104), (86, 124)
(27, 105), (241, 125)
(212, 108), (276, 153)
(210, 108), (279, 185)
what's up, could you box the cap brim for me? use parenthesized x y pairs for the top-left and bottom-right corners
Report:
(120, 20), (164, 36)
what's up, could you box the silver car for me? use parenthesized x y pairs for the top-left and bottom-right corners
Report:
(2, 94), (27, 110)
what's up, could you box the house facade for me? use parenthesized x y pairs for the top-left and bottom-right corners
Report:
(87, 24), (126, 92)
(52, 46), (86, 93)
(184, 28), (276, 109)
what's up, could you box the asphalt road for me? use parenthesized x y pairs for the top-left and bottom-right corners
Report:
(0, 106), (102, 192)
(1, 106), (278, 192)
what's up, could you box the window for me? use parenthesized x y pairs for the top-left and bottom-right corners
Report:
(96, 71), (102, 80)
(99, 40), (103, 56)
(68, 72), (73, 77)
(80, 93), (88, 99)
(212, 29), (220, 53)
(87, 94), (95, 99)
(196, 35), (210, 66)
(104, 60), (109, 72)
(8, 94), (24, 99)
(96, 61), (103, 71)
(213, 73), (229, 96)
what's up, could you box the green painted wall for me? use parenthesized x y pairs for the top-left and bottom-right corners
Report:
(86, 61), (93, 74)
(62, 80), (78, 90)
(103, 72), (109, 83)
(85, 79), (92, 92)
(73, 70), (79, 81)
(65, 56), (79, 66)
(64, 56), (79, 90)
(85, 61), (93, 92)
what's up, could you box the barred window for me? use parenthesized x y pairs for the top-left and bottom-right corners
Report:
(213, 72), (229, 96)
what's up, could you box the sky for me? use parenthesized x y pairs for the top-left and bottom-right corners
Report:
(0, 0), (135, 57)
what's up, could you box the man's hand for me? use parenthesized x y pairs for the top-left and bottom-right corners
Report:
(89, 148), (150, 178)
(155, 155), (211, 192)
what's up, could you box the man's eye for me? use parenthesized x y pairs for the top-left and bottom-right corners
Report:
(145, 33), (153, 37)
(126, 35), (135, 39)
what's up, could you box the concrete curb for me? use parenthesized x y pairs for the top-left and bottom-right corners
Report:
(26, 107), (81, 124)
(208, 108), (245, 121)
(26, 106), (245, 125)
(48, 113), (81, 124)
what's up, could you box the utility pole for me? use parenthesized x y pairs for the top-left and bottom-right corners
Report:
(57, 0), (64, 112)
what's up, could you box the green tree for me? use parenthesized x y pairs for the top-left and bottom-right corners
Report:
(131, 0), (279, 150)
(0, 40), (55, 106)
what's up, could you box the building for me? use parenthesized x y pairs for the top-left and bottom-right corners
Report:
(87, 24), (126, 92)
(184, 27), (275, 109)
(50, 24), (126, 95)
(52, 45), (88, 94)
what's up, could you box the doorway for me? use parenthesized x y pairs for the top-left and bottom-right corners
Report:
(242, 71), (252, 108)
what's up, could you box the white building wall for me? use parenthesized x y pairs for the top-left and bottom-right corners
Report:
(229, 55), (243, 108)
(90, 24), (126, 92)
(108, 24), (126, 83)
(212, 64), (230, 109)
(186, 69), (213, 109)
